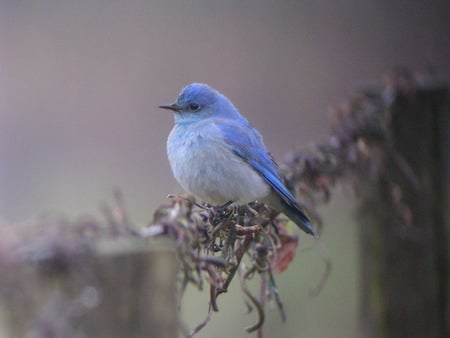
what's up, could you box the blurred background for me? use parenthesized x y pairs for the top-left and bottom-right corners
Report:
(0, 1), (448, 337)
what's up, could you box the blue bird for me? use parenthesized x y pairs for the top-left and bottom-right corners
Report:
(160, 83), (315, 236)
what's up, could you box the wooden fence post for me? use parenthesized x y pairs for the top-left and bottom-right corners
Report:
(358, 82), (449, 337)
(0, 219), (178, 338)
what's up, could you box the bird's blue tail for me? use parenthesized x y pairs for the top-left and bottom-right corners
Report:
(280, 199), (316, 236)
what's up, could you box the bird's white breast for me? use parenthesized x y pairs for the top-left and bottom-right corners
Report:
(167, 122), (270, 205)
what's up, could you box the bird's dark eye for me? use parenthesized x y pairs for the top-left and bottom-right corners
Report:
(189, 103), (200, 111)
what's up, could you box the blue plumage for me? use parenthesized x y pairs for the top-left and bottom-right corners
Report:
(160, 83), (315, 236)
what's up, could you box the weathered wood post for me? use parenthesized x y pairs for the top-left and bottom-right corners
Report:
(0, 217), (178, 338)
(358, 76), (449, 337)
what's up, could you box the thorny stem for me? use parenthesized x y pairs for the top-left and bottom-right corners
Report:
(216, 234), (253, 297)
(242, 278), (265, 333)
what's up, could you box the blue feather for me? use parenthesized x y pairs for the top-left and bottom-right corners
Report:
(218, 121), (315, 235)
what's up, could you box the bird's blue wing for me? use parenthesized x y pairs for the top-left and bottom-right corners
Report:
(216, 119), (315, 235)
(216, 119), (298, 207)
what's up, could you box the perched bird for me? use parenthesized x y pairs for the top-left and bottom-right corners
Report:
(160, 83), (315, 236)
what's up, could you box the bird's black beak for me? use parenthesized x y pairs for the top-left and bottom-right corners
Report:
(159, 103), (181, 112)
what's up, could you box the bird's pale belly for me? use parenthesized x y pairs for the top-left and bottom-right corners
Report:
(167, 134), (270, 205)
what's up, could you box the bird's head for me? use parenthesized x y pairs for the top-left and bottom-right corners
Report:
(159, 83), (241, 124)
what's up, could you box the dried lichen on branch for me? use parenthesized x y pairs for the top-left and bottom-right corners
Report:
(283, 70), (422, 228)
(144, 195), (299, 337)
